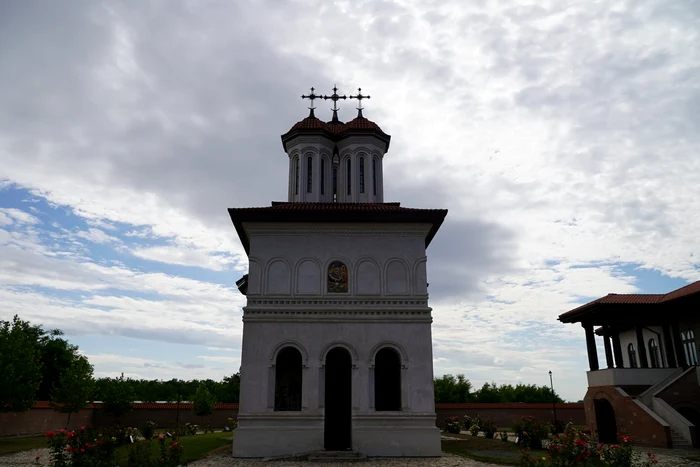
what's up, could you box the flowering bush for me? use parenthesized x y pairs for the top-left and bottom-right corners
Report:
(513, 416), (550, 450)
(463, 414), (481, 431)
(444, 416), (462, 434)
(140, 420), (157, 440)
(534, 423), (659, 467)
(42, 426), (118, 467)
(481, 418), (498, 439)
(184, 422), (199, 436)
(469, 424), (481, 437)
(498, 431), (510, 443)
(125, 435), (184, 467)
(226, 417), (238, 430)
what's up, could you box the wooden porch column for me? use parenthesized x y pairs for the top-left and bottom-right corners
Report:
(662, 324), (677, 368)
(603, 328), (615, 369)
(583, 323), (599, 371)
(635, 325), (649, 368)
(611, 330), (624, 368)
(671, 321), (688, 369)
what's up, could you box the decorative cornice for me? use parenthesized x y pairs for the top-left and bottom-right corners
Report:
(245, 298), (429, 307)
(244, 224), (432, 237)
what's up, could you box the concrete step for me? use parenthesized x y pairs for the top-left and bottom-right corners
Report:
(307, 450), (368, 462)
(671, 429), (691, 447)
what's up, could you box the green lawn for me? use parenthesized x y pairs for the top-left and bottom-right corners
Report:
(0, 435), (46, 456)
(442, 434), (548, 465)
(114, 432), (232, 464)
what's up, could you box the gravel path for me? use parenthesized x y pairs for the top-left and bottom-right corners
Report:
(2, 447), (698, 467)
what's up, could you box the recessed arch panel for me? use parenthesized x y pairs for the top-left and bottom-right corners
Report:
(265, 258), (292, 295)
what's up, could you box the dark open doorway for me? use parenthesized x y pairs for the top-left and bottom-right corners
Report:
(324, 347), (352, 451)
(594, 398), (617, 444)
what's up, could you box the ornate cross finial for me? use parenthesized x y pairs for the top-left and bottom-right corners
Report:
(323, 85), (347, 122)
(349, 87), (371, 118)
(301, 87), (322, 118)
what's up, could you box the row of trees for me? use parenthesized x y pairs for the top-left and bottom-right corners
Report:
(2, 315), (564, 424)
(434, 374), (564, 403)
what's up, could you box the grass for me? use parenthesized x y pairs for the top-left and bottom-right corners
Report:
(114, 432), (232, 464)
(0, 435), (47, 456)
(441, 434), (548, 466)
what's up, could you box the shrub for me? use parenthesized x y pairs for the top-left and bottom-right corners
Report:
(481, 418), (498, 439)
(499, 431), (510, 442)
(444, 416), (462, 434)
(183, 422), (199, 436)
(469, 423), (480, 437)
(140, 421), (157, 441)
(226, 417), (238, 431)
(543, 424), (659, 467)
(513, 416), (549, 450)
(44, 426), (118, 467)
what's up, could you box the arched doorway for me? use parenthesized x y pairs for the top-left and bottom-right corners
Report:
(677, 406), (700, 428)
(594, 398), (617, 444)
(324, 347), (352, 450)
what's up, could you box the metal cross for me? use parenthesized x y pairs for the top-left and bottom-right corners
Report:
(323, 85), (347, 112)
(349, 88), (371, 111)
(301, 87), (322, 111)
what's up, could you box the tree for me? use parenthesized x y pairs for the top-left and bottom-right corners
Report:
(0, 315), (42, 412)
(192, 383), (215, 422)
(434, 374), (473, 403)
(101, 373), (135, 424)
(49, 355), (95, 428)
(31, 327), (82, 401)
(218, 373), (241, 403)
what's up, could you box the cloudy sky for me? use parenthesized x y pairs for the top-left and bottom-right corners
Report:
(1, 0), (698, 402)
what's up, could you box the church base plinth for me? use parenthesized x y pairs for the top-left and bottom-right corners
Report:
(352, 413), (441, 457)
(232, 415), (324, 458)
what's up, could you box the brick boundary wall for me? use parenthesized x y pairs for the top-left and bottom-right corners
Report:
(1, 402), (584, 437)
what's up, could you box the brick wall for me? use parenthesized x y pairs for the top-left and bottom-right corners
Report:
(435, 403), (585, 428)
(92, 404), (239, 430)
(0, 406), (93, 437)
(584, 386), (670, 448)
(2, 402), (584, 437)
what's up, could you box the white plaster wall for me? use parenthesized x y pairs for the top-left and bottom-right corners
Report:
(239, 321), (435, 414)
(619, 326), (667, 368)
(285, 134), (387, 203)
(245, 223), (432, 298)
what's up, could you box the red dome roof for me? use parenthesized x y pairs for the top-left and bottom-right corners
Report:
(281, 112), (391, 152)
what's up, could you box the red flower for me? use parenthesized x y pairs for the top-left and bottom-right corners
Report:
(46, 431), (55, 437)
(59, 429), (66, 434)
(66, 446), (72, 452)
(80, 448), (85, 453)
(35, 456), (40, 461)
(80, 425), (86, 430)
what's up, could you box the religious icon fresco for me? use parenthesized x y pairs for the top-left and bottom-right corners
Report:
(327, 261), (348, 293)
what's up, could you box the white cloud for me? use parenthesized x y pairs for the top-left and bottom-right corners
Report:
(0, 208), (40, 225)
(75, 228), (121, 244)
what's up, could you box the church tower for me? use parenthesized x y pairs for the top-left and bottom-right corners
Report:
(229, 87), (447, 458)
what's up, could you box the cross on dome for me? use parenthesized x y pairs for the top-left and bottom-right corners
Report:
(301, 87), (322, 118)
(323, 85), (347, 123)
(349, 88), (371, 118)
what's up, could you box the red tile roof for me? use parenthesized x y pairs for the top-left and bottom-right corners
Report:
(281, 115), (390, 152)
(559, 280), (700, 322)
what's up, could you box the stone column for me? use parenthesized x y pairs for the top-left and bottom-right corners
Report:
(368, 365), (375, 410)
(583, 323), (599, 371)
(662, 324), (677, 368)
(636, 326), (649, 368)
(603, 329), (615, 369)
(611, 330), (624, 368)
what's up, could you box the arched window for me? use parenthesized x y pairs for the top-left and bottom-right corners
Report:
(327, 261), (348, 293)
(274, 347), (302, 411)
(681, 330), (698, 366)
(648, 338), (660, 368)
(332, 167), (338, 202)
(372, 158), (377, 195)
(295, 158), (299, 195)
(375, 348), (401, 411)
(321, 158), (325, 195)
(307, 156), (313, 193)
(359, 157), (365, 193)
(628, 343), (638, 368)
(346, 159), (352, 195)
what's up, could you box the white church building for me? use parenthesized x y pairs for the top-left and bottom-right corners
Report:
(228, 87), (447, 458)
